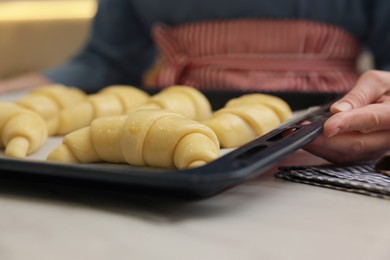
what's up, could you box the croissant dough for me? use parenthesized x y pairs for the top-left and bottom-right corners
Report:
(0, 103), (48, 158)
(203, 94), (292, 148)
(47, 85), (150, 136)
(134, 85), (212, 121)
(15, 84), (86, 121)
(47, 109), (220, 169)
(225, 93), (292, 121)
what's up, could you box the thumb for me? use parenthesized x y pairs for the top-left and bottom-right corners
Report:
(331, 70), (390, 113)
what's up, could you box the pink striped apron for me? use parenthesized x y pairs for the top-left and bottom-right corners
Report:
(146, 19), (361, 93)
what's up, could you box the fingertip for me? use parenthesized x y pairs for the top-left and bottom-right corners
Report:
(331, 101), (352, 113)
(322, 115), (344, 137)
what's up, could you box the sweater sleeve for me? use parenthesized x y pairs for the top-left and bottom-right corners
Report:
(43, 0), (156, 93)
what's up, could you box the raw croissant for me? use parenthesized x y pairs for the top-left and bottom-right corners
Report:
(0, 103), (48, 158)
(134, 85), (212, 121)
(47, 85), (150, 136)
(225, 93), (292, 122)
(47, 109), (220, 169)
(15, 84), (86, 121)
(203, 93), (292, 148)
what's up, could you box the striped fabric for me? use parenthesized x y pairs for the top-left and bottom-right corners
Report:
(150, 19), (361, 93)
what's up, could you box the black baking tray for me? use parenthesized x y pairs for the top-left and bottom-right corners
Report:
(0, 101), (332, 199)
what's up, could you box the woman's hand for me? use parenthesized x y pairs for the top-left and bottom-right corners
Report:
(304, 70), (390, 163)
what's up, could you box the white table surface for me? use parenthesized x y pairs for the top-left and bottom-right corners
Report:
(1, 91), (390, 260)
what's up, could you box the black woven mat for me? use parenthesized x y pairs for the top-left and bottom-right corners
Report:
(275, 161), (390, 199)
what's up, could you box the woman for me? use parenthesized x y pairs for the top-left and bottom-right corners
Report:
(1, 0), (390, 162)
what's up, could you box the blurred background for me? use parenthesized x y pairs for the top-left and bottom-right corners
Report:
(0, 0), (373, 82)
(0, 0), (97, 79)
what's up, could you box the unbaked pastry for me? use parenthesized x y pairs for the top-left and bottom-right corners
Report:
(203, 103), (282, 148)
(47, 85), (150, 135)
(47, 109), (220, 169)
(0, 103), (48, 158)
(15, 84), (86, 121)
(133, 85), (212, 121)
(202, 93), (292, 148)
(225, 93), (292, 122)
